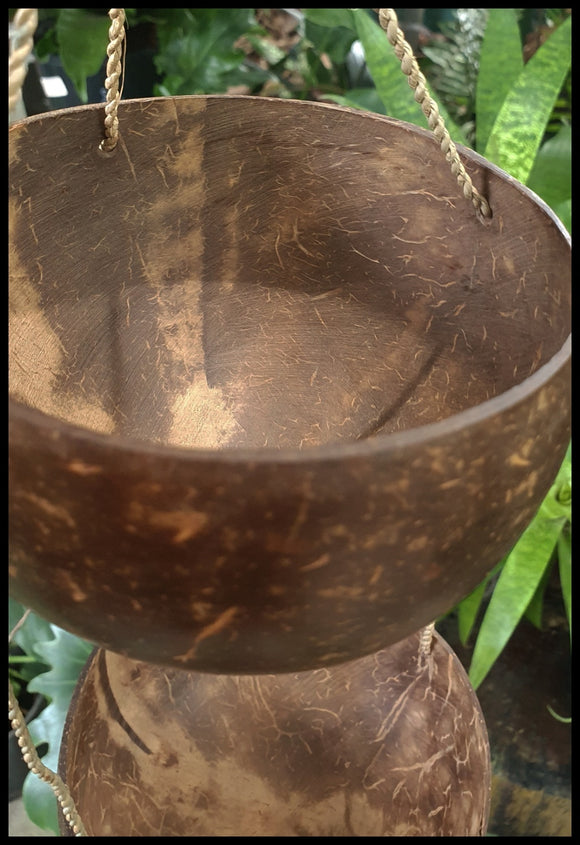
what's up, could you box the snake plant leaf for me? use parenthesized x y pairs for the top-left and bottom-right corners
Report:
(351, 9), (467, 145)
(55, 9), (112, 104)
(558, 529), (571, 640)
(524, 558), (556, 629)
(468, 452), (571, 690)
(22, 626), (93, 835)
(351, 9), (426, 127)
(457, 579), (488, 647)
(456, 559), (504, 646)
(483, 14), (571, 185)
(527, 123), (572, 222)
(475, 9), (523, 154)
(303, 10), (466, 143)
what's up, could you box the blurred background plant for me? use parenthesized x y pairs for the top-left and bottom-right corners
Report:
(17, 7), (571, 235)
(9, 6), (571, 832)
(9, 598), (93, 831)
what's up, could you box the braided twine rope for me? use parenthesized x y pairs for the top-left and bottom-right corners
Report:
(100, 8), (126, 151)
(379, 8), (492, 221)
(8, 8), (38, 115)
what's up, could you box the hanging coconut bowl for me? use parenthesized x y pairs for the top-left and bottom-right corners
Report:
(58, 630), (491, 836)
(9, 95), (571, 674)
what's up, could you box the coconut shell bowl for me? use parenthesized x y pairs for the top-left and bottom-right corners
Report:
(58, 630), (491, 836)
(9, 94), (570, 676)
(8, 5), (572, 837)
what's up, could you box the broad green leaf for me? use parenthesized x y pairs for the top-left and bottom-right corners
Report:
(527, 123), (572, 212)
(558, 529), (571, 640)
(33, 26), (59, 63)
(483, 15), (571, 184)
(153, 8), (256, 95)
(468, 452), (571, 689)
(28, 628), (93, 703)
(324, 87), (387, 115)
(303, 8), (355, 32)
(304, 18), (358, 72)
(351, 8), (467, 145)
(56, 9), (112, 103)
(475, 9), (523, 154)
(22, 626), (93, 835)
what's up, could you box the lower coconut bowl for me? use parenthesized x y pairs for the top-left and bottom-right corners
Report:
(58, 630), (491, 836)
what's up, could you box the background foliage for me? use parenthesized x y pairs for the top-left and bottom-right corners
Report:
(11, 7), (571, 833)
(9, 598), (93, 833)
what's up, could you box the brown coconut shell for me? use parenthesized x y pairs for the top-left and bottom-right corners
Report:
(58, 629), (491, 836)
(9, 96), (571, 674)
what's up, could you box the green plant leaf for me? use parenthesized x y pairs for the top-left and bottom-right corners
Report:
(457, 579), (488, 646)
(550, 198), (571, 235)
(9, 598), (54, 660)
(468, 452), (571, 690)
(243, 32), (287, 66)
(350, 8), (467, 145)
(547, 704), (571, 724)
(558, 529), (571, 640)
(456, 559), (504, 646)
(33, 26), (59, 63)
(22, 626), (93, 835)
(153, 8), (257, 95)
(323, 87), (387, 115)
(550, 445), (571, 521)
(351, 8), (426, 128)
(304, 18), (358, 77)
(55, 9), (112, 103)
(527, 123), (572, 213)
(475, 9), (523, 154)
(9, 653), (50, 688)
(523, 558), (555, 629)
(303, 8), (355, 32)
(483, 15), (571, 184)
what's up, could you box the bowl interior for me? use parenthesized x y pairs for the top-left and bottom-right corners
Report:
(9, 97), (571, 450)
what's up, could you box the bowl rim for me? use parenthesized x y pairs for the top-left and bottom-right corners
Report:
(9, 95), (571, 467)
